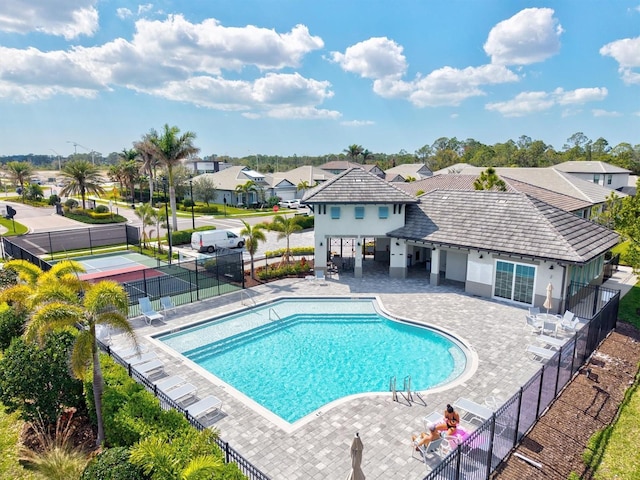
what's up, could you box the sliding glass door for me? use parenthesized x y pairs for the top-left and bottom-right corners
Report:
(494, 260), (535, 304)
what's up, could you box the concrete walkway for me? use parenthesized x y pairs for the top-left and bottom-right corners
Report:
(105, 261), (640, 480)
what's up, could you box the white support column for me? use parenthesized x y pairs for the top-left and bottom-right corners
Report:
(316, 236), (328, 272)
(389, 239), (407, 279)
(354, 237), (363, 278)
(430, 248), (440, 285)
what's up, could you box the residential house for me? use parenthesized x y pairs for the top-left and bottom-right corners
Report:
(384, 163), (433, 181)
(319, 160), (385, 178)
(553, 161), (631, 190)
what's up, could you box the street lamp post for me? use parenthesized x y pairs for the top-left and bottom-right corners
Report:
(162, 178), (172, 264)
(223, 196), (227, 217)
(189, 178), (195, 229)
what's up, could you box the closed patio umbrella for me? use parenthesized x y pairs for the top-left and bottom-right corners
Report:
(543, 282), (553, 313)
(346, 433), (365, 480)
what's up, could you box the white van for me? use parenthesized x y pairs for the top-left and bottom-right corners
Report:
(191, 230), (245, 253)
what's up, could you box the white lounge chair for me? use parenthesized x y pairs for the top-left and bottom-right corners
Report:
(134, 359), (164, 377)
(165, 383), (197, 404)
(112, 344), (149, 359)
(127, 351), (158, 366)
(536, 334), (566, 350)
(160, 296), (176, 316)
(153, 375), (186, 391)
(186, 395), (223, 420)
(139, 297), (163, 325)
(557, 311), (580, 331)
(412, 437), (444, 462)
(526, 345), (556, 361)
(453, 397), (493, 424)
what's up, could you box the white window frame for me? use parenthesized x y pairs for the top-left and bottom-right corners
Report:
(493, 259), (537, 305)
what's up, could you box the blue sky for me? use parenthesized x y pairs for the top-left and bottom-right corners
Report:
(1, 1), (639, 159)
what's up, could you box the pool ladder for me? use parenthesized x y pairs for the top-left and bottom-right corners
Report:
(390, 375), (425, 406)
(268, 308), (281, 321)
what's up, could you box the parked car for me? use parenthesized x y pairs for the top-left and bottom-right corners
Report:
(191, 229), (245, 253)
(279, 199), (301, 209)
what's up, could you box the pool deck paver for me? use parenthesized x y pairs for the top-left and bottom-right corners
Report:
(111, 264), (592, 480)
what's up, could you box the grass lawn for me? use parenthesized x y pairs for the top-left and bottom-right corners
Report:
(0, 218), (28, 236)
(0, 407), (37, 480)
(587, 284), (640, 479)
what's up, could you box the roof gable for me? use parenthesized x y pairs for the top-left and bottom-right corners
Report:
(302, 167), (419, 204)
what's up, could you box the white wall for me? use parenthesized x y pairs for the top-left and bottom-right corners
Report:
(445, 251), (467, 282)
(313, 203), (406, 237)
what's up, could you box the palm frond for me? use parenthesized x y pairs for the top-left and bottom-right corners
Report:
(0, 284), (34, 310)
(48, 260), (86, 278)
(181, 455), (222, 480)
(25, 302), (85, 344)
(83, 281), (129, 315)
(3, 259), (42, 285)
(30, 282), (81, 306)
(70, 330), (94, 379)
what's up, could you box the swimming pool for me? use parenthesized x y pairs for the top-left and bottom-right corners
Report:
(156, 297), (468, 423)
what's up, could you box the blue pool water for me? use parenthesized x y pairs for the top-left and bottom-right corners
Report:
(157, 298), (467, 423)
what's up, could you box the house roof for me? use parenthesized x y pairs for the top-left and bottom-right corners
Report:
(193, 166), (258, 190)
(271, 166), (335, 187)
(553, 161), (631, 174)
(302, 167), (419, 204)
(393, 174), (592, 213)
(387, 190), (619, 264)
(385, 163), (433, 178)
(431, 164), (625, 204)
(318, 160), (363, 171)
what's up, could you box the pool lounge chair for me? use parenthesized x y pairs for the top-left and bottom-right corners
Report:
(412, 437), (445, 463)
(134, 359), (164, 377)
(526, 345), (556, 361)
(453, 397), (493, 425)
(186, 395), (223, 420)
(165, 383), (198, 404)
(160, 296), (176, 317)
(126, 351), (158, 366)
(139, 297), (163, 325)
(153, 375), (186, 391)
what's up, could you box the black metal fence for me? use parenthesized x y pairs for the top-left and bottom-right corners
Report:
(3, 224), (139, 260)
(603, 253), (620, 281)
(88, 249), (246, 316)
(424, 283), (619, 480)
(98, 339), (271, 480)
(2, 236), (52, 271)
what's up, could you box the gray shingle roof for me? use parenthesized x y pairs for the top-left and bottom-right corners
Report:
(393, 174), (592, 213)
(553, 161), (631, 174)
(387, 190), (619, 264)
(302, 167), (419, 204)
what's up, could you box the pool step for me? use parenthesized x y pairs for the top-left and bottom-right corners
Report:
(184, 313), (381, 362)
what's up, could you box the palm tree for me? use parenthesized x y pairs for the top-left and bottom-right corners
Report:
(343, 144), (363, 162)
(135, 203), (156, 248)
(107, 163), (126, 193)
(269, 215), (302, 265)
(59, 159), (105, 209)
(135, 130), (160, 205)
(296, 180), (310, 193)
(361, 149), (374, 163)
(5, 161), (34, 203)
(473, 167), (507, 192)
(240, 220), (266, 280)
(2, 260), (136, 447)
(150, 124), (199, 231)
(234, 180), (258, 207)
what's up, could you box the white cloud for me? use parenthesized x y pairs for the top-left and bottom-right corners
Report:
(487, 86), (608, 117)
(486, 91), (555, 116)
(554, 87), (608, 104)
(0, 15), (331, 118)
(138, 4), (154, 15)
(116, 8), (132, 19)
(375, 64), (519, 107)
(0, 0), (98, 39)
(264, 106), (341, 120)
(331, 37), (407, 79)
(600, 36), (640, 84)
(340, 120), (375, 127)
(484, 8), (563, 65)
(592, 109), (622, 117)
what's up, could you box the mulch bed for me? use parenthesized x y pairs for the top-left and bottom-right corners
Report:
(492, 322), (640, 480)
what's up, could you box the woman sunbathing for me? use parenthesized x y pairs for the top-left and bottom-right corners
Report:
(412, 423), (440, 448)
(436, 404), (460, 435)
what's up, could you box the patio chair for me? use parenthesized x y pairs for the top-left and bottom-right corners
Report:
(541, 320), (558, 337)
(160, 296), (176, 317)
(153, 375), (186, 392)
(412, 437), (444, 462)
(126, 351), (158, 366)
(139, 297), (163, 325)
(528, 307), (540, 316)
(186, 395), (223, 420)
(557, 311), (579, 331)
(525, 314), (543, 334)
(134, 359), (165, 377)
(165, 383), (198, 404)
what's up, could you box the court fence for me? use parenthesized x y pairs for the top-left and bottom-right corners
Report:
(423, 283), (619, 480)
(93, 249), (246, 316)
(2, 224), (139, 260)
(97, 337), (271, 480)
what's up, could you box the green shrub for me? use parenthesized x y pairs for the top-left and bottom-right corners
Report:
(256, 260), (312, 280)
(65, 199), (79, 209)
(182, 199), (195, 208)
(0, 304), (25, 351)
(95, 204), (110, 214)
(48, 194), (60, 205)
(63, 211), (127, 224)
(80, 447), (148, 480)
(193, 205), (219, 214)
(294, 215), (314, 230)
(0, 330), (85, 425)
(265, 246), (314, 258)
